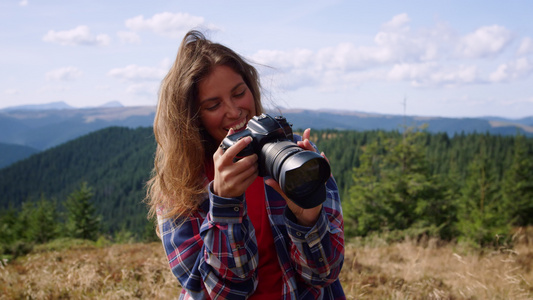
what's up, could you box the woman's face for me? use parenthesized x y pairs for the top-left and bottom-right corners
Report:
(197, 65), (256, 144)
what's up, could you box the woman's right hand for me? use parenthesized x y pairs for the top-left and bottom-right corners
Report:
(212, 129), (258, 198)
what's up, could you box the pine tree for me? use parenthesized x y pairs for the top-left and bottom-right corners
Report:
(0, 206), (19, 246)
(17, 201), (35, 242)
(503, 135), (533, 226)
(456, 149), (510, 247)
(64, 182), (100, 241)
(27, 195), (59, 243)
(345, 129), (455, 239)
(344, 135), (386, 236)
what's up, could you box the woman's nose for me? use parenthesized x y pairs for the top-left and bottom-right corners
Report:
(225, 101), (241, 118)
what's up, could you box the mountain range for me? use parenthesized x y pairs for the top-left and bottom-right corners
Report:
(0, 100), (124, 112)
(1, 101), (532, 169)
(1, 119), (530, 237)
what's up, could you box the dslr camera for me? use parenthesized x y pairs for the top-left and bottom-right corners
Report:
(220, 113), (330, 209)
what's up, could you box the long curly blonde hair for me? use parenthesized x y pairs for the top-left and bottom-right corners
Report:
(146, 30), (264, 221)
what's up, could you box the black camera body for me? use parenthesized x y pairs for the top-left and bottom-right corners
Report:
(221, 113), (330, 209)
(221, 114), (293, 176)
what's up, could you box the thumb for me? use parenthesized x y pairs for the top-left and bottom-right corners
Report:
(265, 178), (282, 194)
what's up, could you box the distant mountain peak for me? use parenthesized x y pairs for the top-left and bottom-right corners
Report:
(1, 101), (74, 112)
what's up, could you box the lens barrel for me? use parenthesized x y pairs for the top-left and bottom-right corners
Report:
(261, 141), (330, 208)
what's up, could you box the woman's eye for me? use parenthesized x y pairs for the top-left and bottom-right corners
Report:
(234, 89), (246, 98)
(205, 103), (220, 111)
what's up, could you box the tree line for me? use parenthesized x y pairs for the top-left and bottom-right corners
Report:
(313, 128), (533, 246)
(0, 126), (532, 252)
(0, 182), (156, 258)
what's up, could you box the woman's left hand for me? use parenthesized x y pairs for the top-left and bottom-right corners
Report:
(265, 128), (323, 227)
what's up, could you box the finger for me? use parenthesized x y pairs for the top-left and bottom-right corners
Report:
(222, 153), (258, 180)
(303, 128), (311, 141)
(220, 160), (258, 197)
(297, 139), (315, 152)
(297, 128), (315, 152)
(214, 144), (224, 158)
(232, 153), (258, 174)
(237, 166), (259, 186)
(222, 136), (253, 160)
(214, 157), (257, 197)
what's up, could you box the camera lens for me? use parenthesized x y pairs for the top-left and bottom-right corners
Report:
(261, 141), (331, 208)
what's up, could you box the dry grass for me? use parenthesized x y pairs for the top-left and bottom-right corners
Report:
(341, 229), (533, 299)
(0, 242), (180, 299)
(1, 231), (532, 299)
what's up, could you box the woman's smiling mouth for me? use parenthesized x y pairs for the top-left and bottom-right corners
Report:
(225, 118), (248, 132)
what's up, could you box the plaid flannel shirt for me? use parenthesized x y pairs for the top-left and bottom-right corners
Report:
(158, 139), (345, 299)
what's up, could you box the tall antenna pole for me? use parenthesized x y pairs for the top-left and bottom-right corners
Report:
(401, 95), (407, 173)
(402, 95), (407, 138)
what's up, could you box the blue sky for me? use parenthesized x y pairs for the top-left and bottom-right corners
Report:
(2, 0), (533, 118)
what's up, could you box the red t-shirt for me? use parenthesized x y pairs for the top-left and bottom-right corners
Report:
(205, 161), (283, 298)
(246, 176), (283, 299)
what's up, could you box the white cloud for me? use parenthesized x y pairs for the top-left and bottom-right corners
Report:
(252, 48), (314, 70)
(489, 58), (533, 82)
(117, 31), (141, 44)
(382, 13), (410, 30)
(388, 63), (480, 87)
(43, 25), (111, 46)
(456, 25), (513, 58)
(426, 65), (479, 87)
(517, 37), (533, 56)
(253, 14), (524, 92)
(387, 62), (436, 81)
(19, 0), (28, 6)
(373, 19), (454, 63)
(253, 14), (452, 73)
(125, 12), (218, 39)
(316, 44), (384, 70)
(45, 66), (83, 81)
(107, 64), (167, 81)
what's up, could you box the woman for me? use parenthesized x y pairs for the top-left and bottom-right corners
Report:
(146, 30), (345, 299)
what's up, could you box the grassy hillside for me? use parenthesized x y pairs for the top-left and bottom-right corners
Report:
(1, 233), (532, 299)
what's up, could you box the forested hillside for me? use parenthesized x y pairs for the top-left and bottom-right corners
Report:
(0, 127), (155, 236)
(1, 126), (532, 248)
(319, 129), (533, 244)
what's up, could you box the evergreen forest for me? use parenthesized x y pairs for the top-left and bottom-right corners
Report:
(1, 126), (532, 256)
